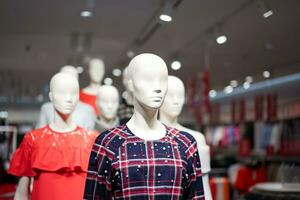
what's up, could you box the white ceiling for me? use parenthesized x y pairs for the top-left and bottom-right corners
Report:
(0, 0), (299, 100)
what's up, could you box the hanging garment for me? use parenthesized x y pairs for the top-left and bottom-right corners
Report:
(84, 125), (205, 199)
(8, 125), (98, 200)
(209, 177), (230, 200)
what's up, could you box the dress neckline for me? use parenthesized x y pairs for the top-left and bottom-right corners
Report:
(47, 124), (80, 134)
(124, 124), (172, 142)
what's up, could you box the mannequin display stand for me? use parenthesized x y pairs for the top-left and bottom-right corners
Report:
(80, 58), (105, 115)
(160, 75), (212, 200)
(9, 73), (98, 200)
(94, 85), (120, 132)
(84, 53), (205, 199)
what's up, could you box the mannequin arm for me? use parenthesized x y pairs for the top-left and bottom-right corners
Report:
(14, 176), (30, 200)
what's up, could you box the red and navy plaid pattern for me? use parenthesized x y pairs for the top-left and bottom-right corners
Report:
(84, 124), (204, 200)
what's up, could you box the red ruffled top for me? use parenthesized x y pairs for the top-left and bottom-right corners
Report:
(79, 90), (100, 115)
(8, 125), (98, 200)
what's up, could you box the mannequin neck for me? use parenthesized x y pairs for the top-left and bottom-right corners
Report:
(49, 110), (77, 133)
(98, 115), (117, 125)
(83, 82), (101, 95)
(127, 100), (165, 140)
(160, 113), (179, 127)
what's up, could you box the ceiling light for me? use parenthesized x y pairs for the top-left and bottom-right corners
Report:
(245, 76), (253, 83)
(159, 1), (172, 22)
(171, 60), (181, 70)
(104, 77), (113, 85)
(209, 90), (217, 98)
(80, 11), (92, 18)
(126, 50), (135, 58)
(257, 0), (273, 18)
(243, 82), (251, 89)
(263, 10), (273, 18)
(112, 68), (122, 77)
(230, 80), (238, 87)
(224, 86), (233, 94)
(263, 70), (271, 78)
(216, 35), (227, 44)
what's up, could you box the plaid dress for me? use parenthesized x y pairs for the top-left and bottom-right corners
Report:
(84, 124), (205, 200)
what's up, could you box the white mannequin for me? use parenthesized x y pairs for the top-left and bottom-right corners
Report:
(95, 85), (120, 132)
(82, 58), (105, 95)
(14, 73), (79, 200)
(160, 75), (212, 200)
(36, 66), (96, 130)
(126, 53), (168, 141)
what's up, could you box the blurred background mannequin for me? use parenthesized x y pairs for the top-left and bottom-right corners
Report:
(95, 85), (120, 132)
(80, 58), (105, 116)
(117, 67), (134, 125)
(160, 75), (212, 200)
(9, 73), (98, 200)
(36, 65), (96, 130)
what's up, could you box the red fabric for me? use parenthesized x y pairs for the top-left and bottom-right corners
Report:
(235, 166), (267, 193)
(8, 125), (98, 200)
(209, 177), (230, 200)
(79, 90), (100, 115)
(0, 184), (16, 200)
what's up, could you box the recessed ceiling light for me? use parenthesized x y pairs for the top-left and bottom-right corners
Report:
(171, 60), (181, 70)
(245, 76), (253, 83)
(126, 50), (135, 58)
(230, 80), (238, 87)
(209, 90), (217, 98)
(76, 66), (84, 74)
(216, 35), (227, 44)
(80, 11), (92, 18)
(243, 82), (250, 89)
(224, 85), (233, 94)
(160, 1), (173, 22)
(263, 10), (273, 18)
(263, 70), (271, 78)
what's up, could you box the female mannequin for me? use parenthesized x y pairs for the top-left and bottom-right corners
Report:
(9, 73), (98, 200)
(160, 75), (212, 200)
(95, 85), (120, 132)
(36, 65), (96, 130)
(80, 58), (105, 115)
(84, 53), (205, 199)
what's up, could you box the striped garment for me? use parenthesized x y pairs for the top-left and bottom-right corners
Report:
(84, 124), (205, 200)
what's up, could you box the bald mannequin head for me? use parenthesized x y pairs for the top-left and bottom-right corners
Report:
(122, 66), (129, 90)
(127, 53), (168, 109)
(97, 85), (119, 120)
(49, 72), (79, 115)
(60, 65), (78, 79)
(88, 58), (105, 83)
(160, 76), (185, 119)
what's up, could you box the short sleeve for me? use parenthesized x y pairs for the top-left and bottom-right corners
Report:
(83, 134), (114, 200)
(184, 141), (205, 199)
(8, 133), (35, 177)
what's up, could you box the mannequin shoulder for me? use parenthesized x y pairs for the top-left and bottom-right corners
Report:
(93, 125), (127, 146)
(40, 102), (53, 111)
(179, 126), (206, 146)
(82, 86), (98, 95)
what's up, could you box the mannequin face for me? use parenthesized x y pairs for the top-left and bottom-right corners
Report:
(60, 65), (78, 79)
(160, 76), (185, 118)
(127, 53), (168, 109)
(49, 73), (79, 116)
(88, 58), (105, 83)
(97, 85), (119, 120)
